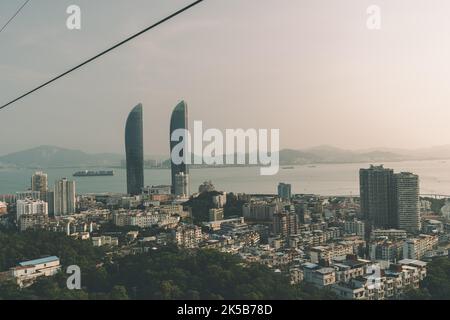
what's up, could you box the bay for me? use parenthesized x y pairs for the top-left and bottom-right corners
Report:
(0, 159), (449, 196)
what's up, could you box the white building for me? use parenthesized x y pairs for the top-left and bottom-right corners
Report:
(92, 236), (119, 247)
(403, 234), (438, 259)
(16, 198), (48, 220)
(172, 224), (202, 248)
(10, 256), (61, 288)
(113, 209), (180, 228)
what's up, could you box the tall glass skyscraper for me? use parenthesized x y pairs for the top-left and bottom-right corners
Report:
(125, 104), (144, 195)
(170, 101), (189, 194)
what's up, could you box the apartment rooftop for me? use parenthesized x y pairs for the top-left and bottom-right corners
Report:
(398, 259), (427, 268)
(19, 256), (59, 267)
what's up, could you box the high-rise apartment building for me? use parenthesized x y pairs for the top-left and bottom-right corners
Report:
(360, 165), (421, 234)
(54, 178), (76, 216)
(393, 172), (420, 233)
(31, 171), (48, 201)
(359, 165), (395, 229)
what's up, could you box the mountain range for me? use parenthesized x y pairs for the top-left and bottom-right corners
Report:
(1, 144), (450, 168)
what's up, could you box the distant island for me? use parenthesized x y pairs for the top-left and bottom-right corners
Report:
(1, 144), (450, 169)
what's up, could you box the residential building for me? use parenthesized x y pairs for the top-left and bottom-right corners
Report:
(209, 208), (224, 222)
(359, 165), (395, 229)
(243, 201), (281, 222)
(31, 171), (48, 201)
(10, 256), (61, 288)
(369, 240), (403, 262)
(393, 172), (420, 233)
(54, 178), (76, 216)
(344, 220), (365, 238)
(172, 224), (202, 248)
(309, 243), (355, 264)
(19, 214), (50, 232)
(302, 262), (336, 287)
(16, 198), (48, 220)
(92, 236), (119, 247)
(403, 234), (438, 259)
(371, 229), (407, 240)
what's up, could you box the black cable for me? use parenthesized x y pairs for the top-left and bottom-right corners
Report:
(0, 0), (205, 111)
(0, 0), (31, 34)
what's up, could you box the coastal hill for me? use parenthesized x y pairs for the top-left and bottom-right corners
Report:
(1, 144), (450, 168)
(0, 145), (122, 168)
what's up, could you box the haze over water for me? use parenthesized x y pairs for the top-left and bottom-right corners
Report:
(1, 159), (450, 196)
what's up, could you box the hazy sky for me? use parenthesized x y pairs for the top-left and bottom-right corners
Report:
(1, 0), (450, 156)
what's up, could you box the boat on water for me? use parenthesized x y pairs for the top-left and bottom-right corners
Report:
(73, 170), (114, 177)
(282, 166), (294, 169)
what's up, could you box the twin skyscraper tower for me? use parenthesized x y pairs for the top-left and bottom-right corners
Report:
(124, 101), (189, 196)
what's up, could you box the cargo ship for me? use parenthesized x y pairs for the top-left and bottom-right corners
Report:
(73, 170), (114, 177)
